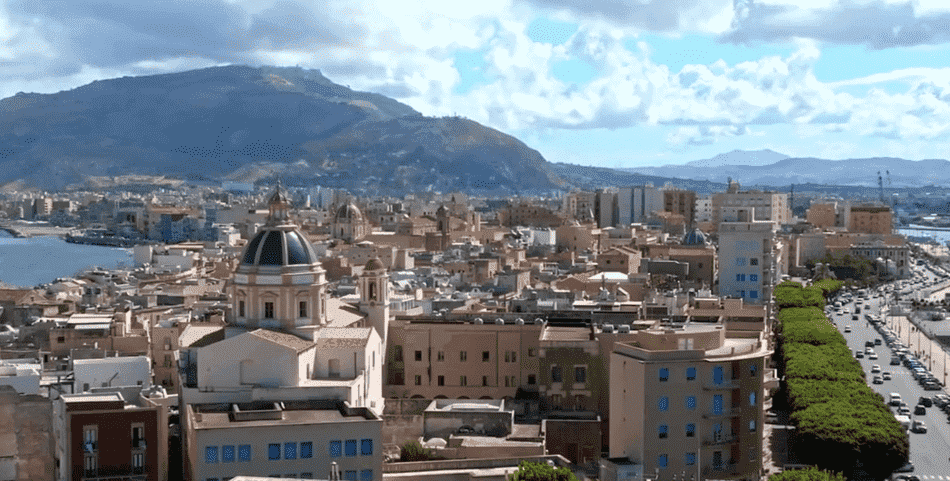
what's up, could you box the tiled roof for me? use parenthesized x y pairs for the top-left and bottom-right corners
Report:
(250, 329), (315, 352)
(315, 327), (371, 349)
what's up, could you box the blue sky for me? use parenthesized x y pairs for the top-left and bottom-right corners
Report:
(5, 0), (950, 168)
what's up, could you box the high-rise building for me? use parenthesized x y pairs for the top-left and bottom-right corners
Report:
(618, 185), (664, 226)
(717, 221), (785, 305)
(711, 181), (789, 229)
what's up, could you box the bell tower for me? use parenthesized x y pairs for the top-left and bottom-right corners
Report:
(359, 258), (390, 346)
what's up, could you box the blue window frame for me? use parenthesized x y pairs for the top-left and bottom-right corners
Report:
(749, 274), (758, 282)
(749, 392), (756, 406)
(735, 258), (746, 266)
(238, 445), (251, 462)
(361, 439), (373, 456)
(268, 443), (281, 460)
(360, 470), (373, 481)
(344, 470), (357, 481)
(658, 425), (668, 438)
(658, 396), (669, 411)
(329, 441), (342, 457)
(222, 445), (235, 463)
(345, 439), (357, 457)
(686, 367), (696, 380)
(658, 368), (669, 382)
(205, 446), (219, 464)
(658, 454), (668, 468)
(284, 442), (296, 460)
(301, 441), (313, 459)
(686, 452), (696, 466)
(713, 394), (724, 415)
(750, 290), (758, 299)
(686, 423), (695, 437)
(686, 396), (696, 410)
(736, 274), (745, 282)
(713, 366), (723, 385)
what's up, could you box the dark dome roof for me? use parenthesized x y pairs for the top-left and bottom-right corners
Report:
(364, 257), (385, 271)
(682, 228), (708, 246)
(336, 203), (362, 220)
(241, 228), (317, 266)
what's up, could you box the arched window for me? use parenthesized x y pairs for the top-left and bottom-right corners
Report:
(368, 282), (376, 301)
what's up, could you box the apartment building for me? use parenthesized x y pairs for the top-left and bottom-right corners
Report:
(605, 324), (776, 481)
(618, 186), (664, 227)
(663, 189), (697, 227)
(186, 400), (382, 481)
(848, 204), (892, 235)
(717, 221), (784, 305)
(711, 181), (789, 229)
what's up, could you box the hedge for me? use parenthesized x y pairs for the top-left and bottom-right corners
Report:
(768, 466), (847, 481)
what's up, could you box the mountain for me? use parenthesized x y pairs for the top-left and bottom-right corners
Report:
(625, 153), (950, 188)
(0, 65), (566, 194)
(684, 149), (789, 168)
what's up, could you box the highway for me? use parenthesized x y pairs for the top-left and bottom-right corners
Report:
(829, 262), (950, 479)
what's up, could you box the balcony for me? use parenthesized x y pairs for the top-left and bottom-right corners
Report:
(702, 409), (739, 419)
(702, 433), (738, 446)
(763, 368), (779, 391)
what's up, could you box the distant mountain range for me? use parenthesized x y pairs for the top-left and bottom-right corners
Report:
(625, 150), (950, 188)
(0, 65), (566, 194)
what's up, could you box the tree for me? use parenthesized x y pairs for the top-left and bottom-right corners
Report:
(398, 440), (441, 462)
(768, 466), (847, 481)
(508, 460), (579, 481)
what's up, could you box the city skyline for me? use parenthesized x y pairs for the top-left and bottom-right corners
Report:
(4, 1), (950, 170)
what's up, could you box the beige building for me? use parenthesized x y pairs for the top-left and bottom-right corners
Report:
(711, 181), (789, 230)
(849, 204), (892, 235)
(805, 202), (836, 229)
(663, 189), (697, 227)
(187, 400), (382, 481)
(606, 324), (776, 481)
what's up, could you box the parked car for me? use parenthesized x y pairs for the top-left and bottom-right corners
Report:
(871, 364), (881, 373)
(883, 372), (892, 380)
(919, 396), (933, 407)
(844, 325), (852, 333)
(914, 404), (926, 416)
(873, 375), (883, 384)
(911, 420), (927, 433)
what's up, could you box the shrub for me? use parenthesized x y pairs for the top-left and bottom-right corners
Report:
(508, 461), (579, 481)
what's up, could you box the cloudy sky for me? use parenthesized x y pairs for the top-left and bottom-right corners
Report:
(4, 0), (950, 168)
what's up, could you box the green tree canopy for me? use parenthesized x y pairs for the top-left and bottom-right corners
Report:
(508, 461), (579, 481)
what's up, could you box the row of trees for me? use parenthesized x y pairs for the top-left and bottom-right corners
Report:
(771, 281), (908, 479)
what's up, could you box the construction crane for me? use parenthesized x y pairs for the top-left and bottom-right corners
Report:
(878, 171), (885, 205)
(886, 170), (893, 208)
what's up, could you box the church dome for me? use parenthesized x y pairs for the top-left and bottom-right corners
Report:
(364, 257), (385, 271)
(682, 228), (709, 246)
(241, 228), (317, 266)
(336, 203), (362, 221)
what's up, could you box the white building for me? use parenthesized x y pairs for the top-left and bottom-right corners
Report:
(0, 359), (41, 395)
(717, 221), (783, 305)
(618, 186), (664, 227)
(73, 356), (151, 393)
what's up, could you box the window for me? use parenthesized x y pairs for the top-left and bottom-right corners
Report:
(749, 274), (758, 282)
(438, 375), (444, 386)
(574, 366), (587, 383)
(482, 376), (489, 386)
(658, 396), (669, 411)
(505, 351), (517, 362)
(460, 375), (468, 386)
(749, 290), (758, 299)
(658, 454), (668, 468)
(685, 452), (696, 466)
(301, 441), (313, 459)
(736, 274), (746, 282)
(163, 354), (172, 368)
(131, 425), (144, 448)
(132, 451), (145, 473)
(528, 348), (537, 357)
(750, 364), (758, 377)
(361, 439), (373, 456)
(686, 424), (695, 437)
(414, 375), (422, 386)
(344, 471), (357, 481)
(360, 470), (373, 481)
(528, 374), (536, 385)
(686, 396), (696, 410)
(551, 366), (562, 382)
(345, 440), (358, 457)
(264, 301), (274, 319)
(713, 366), (723, 385)
(329, 441), (342, 457)
(749, 392), (756, 406)
(238, 300), (245, 317)
(83, 426), (97, 452)
(206, 446), (219, 463)
(749, 257), (758, 266)
(749, 420), (757, 432)
(222, 445), (235, 463)
(658, 425), (668, 439)
(735, 258), (746, 266)
(299, 301), (307, 318)
(686, 367), (696, 380)
(414, 350), (422, 361)
(268, 444), (281, 460)
(437, 351), (444, 361)
(301, 473), (313, 479)
(460, 351), (467, 362)
(713, 394), (723, 415)
(239, 445), (251, 462)
(659, 368), (669, 382)
(393, 346), (403, 362)
(84, 454), (98, 477)
(482, 351), (490, 362)
(285, 442), (296, 460)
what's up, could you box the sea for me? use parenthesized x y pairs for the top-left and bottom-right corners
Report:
(897, 225), (950, 245)
(0, 231), (133, 288)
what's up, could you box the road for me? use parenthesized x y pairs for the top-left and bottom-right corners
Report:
(830, 261), (950, 479)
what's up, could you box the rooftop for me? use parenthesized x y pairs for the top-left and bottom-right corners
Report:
(249, 328), (315, 352)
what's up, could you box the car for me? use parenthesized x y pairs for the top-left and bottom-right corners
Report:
(898, 406), (911, 416)
(924, 381), (942, 391)
(873, 375), (883, 384)
(914, 404), (926, 415)
(894, 461), (915, 473)
(855, 351), (865, 359)
(890, 356), (901, 365)
(865, 340), (876, 348)
(869, 352), (878, 360)
(894, 475), (921, 481)
(882, 372), (892, 380)
(871, 364), (881, 373)
(911, 420), (927, 433)
(874, 338), (882, 345)
(844, 325), (852, 333)
(918, 396), (933, 407)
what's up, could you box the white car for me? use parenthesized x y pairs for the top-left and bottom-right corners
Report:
(871, 364), (881, 373)
(844, 325), (852, 333)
